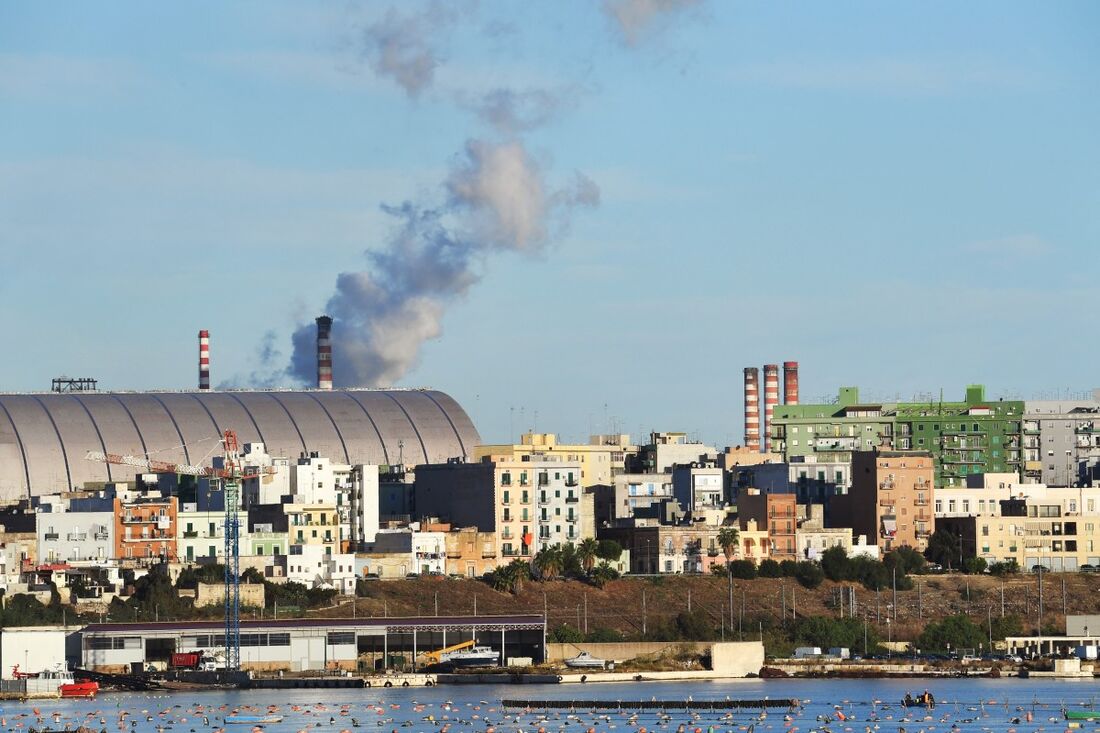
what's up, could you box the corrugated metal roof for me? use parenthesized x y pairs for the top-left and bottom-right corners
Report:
(0, 389), (480, 499)
(80, 614), (544, 633)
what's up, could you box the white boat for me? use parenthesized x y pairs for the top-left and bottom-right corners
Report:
(564, 651), (607, 669)
(442, 646), (500, 668)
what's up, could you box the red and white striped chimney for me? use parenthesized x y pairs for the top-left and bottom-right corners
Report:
(763, 364), (780, 453)
(316, 315), (333, 391)
(198, 330), (210, 391)
(783, 361), (799, 405)
(744, 367), (760, 452)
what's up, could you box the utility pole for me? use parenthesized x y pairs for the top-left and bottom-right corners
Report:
(780, 583), (785, 620)
(917, 580), (922, 620)
(1062, 577), (1067, 617)
(642, 588), (647, 636)
(1001, 581), (1005, 617)
(1037, 565), (1044, 633)
(988, 605), (993, 649)
(435, 591), (438, 616)
(728, 569), (734, 633)
(892, 567), (897, 621)
(583, 594), (588, 634)
(739, 590), (745, 640)
(687, 588), (692, 614)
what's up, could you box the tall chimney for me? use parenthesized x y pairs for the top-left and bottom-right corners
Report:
(198, 330), (210, 391)
(316, 315), (333, 391)
(763, 364), (780, 453)
(744, 367), (760, 452)
(783, 361), (799, 405)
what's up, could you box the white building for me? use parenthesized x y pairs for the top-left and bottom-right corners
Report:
(36, 511), (114, 564)
(278, 544), (356, 595)
(672, 461), (725, 512)
(349, 465), (380, 548)
(613, 473), (674, 519)
(177, 505), (249, 563)
(533, 462), (589, 547)
(366, 529), (447, 575)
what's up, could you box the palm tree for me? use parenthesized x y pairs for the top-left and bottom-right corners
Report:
(577, 538), (599, 573)
(506, 559), (531, 594)
(534, 545), (564, 580)
(718, 526), (740, 563)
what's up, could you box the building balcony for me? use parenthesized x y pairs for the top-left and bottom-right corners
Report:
(879, 481), (895, 490)
(565, 496), (579, 503)
(66, 533), (87, 542)
(183, 531), (199, 538)
(565, 481), (579, 487)
(44, 533), (59, 541)
(879, 498), (895, 507)
(93, 532), (109, 541)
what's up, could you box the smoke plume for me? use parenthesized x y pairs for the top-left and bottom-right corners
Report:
(603, 0), (701, 46)
(360, 2), (460, 97)
(288, 139), (599, 387)
(461, 86), (583, 135)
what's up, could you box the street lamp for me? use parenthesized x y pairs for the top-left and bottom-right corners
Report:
(886, 619), (892, 658)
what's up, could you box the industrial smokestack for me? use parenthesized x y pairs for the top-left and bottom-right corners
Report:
(763, 364), (779, 453)
(316, 316), (333, 391)
(783, 361), (799, 405)
(744, 367), (760, 452)
(198, 330), (210, 391)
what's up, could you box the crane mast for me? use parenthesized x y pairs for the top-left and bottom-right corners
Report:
(85, 429), (270, 674)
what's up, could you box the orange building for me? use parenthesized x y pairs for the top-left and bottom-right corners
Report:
(839, 448), (934, 552)
(737, 489), (797, 560)
(114, 496), (178, 565)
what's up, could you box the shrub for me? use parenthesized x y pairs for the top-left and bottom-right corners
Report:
(779, 560), (800, 577)
(917, 614), (985, 652)
(728, 560), (757, 580)
(962, 556), (988, 574)
(988, 559), (1019, 576)
(758, 559), (782, 578)
(794, 561), (825, 589)
(586, 627), (624, 643)
(549, 624), (584, 643)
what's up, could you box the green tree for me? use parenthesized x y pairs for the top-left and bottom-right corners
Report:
(758, 559), (782, 578)
(988, 559), (1019, 576)
(962, 556), (988, 574)
(588, 562), (620, 588)
(885, 546), (926, 575)
(820, 546), (850, 581)
(795, 561), (825, 589)
(727, 560), (757, 580)
(577, 538), (599, 572)
(779, 560), (800, 577)
(925, 530), (961, 569)
(717, 526), (740, 561)
(596, 539), (623, 562)
(534, 545), (564, 580)
(917, 614), (985, 652)
(793, 616), (877, 651)
(674, 609), (716, 640)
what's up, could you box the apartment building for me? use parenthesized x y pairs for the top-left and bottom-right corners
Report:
(598, 523), (724, 574)
(475, 432), (635, 487)
(832, 448), (934, 552)
(1023, 396), (1100, 486)
(671, 461), (725, 512)
(114, 496), (178, 564)
(737, 489), (797, 560)
(612, 473), (674, 520)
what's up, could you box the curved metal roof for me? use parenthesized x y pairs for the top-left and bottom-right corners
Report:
(0, 389), (480, 500)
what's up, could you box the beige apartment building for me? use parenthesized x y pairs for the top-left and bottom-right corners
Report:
(832, 448), (934, 552)
(475, 432), (635, 487)
(936, 484), (1100, 571)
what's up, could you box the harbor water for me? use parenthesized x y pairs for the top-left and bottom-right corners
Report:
(0, 679), (1097, 733)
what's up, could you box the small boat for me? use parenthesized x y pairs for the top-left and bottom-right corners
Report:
(1065, 710), (1100, 721)
(564, 651), (607, 669)
(225, 715), (284, 725)
(901, 695), (934, 709)
(32, 666), (99, 698)
(443, 646), (500, 668)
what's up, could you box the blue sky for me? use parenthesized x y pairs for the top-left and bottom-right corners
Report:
(1, 1), (1097, 446)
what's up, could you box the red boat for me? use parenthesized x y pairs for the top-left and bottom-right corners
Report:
(59, 680), (99, 698)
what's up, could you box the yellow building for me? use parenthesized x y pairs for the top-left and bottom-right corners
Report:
(475, 432), (635, 487)
(938, 488), (1100, 571)
(286, 504), (339, 551)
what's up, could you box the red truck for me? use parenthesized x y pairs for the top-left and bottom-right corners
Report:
(170, 651), (222, 671)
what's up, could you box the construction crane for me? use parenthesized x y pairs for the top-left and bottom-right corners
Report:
(85, 430), (273, 673)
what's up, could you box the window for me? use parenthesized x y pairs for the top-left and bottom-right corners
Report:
(503, 490), (510, 503)
(502, 473), (511, 486)
(327, 632), (355, 645)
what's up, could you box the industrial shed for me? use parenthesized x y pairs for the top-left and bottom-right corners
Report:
(79, 615), (545, 673)
(0, 389), (480, 499)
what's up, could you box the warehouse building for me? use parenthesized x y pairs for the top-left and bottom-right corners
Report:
(79, 615), (545, 673)
(0, 389), (480, 500)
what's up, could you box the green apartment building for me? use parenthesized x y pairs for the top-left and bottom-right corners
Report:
(769, 385), (1024, 487)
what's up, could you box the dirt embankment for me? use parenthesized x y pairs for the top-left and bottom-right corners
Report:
(301, 572), (1100, 642)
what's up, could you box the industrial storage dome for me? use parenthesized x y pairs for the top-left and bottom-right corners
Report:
(0, 389), (481, 500)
